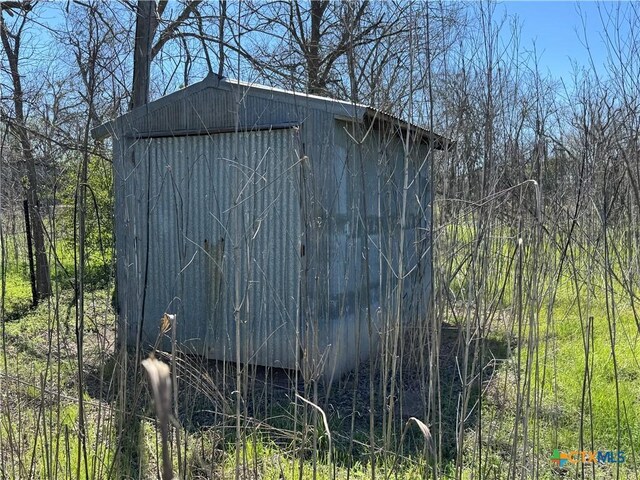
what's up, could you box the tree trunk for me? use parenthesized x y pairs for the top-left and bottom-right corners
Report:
(131, 0), (158, 109)
(21, 132), (51, 300)
(22, 199), (37, 305)
(307, 0), (328, 95)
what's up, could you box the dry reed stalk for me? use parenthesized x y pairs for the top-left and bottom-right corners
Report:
(141, 356), (174, 480)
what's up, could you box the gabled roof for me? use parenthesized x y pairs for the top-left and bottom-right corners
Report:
(92, 73), (451, 150)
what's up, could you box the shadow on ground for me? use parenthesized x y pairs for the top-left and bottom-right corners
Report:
(85, 322), (510, 472)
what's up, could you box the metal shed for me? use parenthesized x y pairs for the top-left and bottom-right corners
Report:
(93, 73), (446, 380)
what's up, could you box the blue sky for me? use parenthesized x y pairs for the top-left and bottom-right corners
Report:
(30, 1), (620, 86)
(497, 1), (615, 81)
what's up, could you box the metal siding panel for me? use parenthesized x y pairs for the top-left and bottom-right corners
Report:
(305, 120), (433, 378)
(299, 110), (375, 379)
(117, 129), (302, 368)
(117, 137), (143, 347)
(113, 135), (130, 343)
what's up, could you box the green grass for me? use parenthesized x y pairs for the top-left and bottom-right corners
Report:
(0, 402), (116, 480)
(460, 274), (640, 479)
(2, 268), (33, 318)
(545, 294), (639, 452)
(437, 221), (640, 478)
(0, 286), (118, 479)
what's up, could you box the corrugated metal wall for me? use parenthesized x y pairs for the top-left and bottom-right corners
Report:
(300, 120), (433, 380)
(115, 128), (303, 369)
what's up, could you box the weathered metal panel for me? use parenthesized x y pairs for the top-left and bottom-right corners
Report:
(295, 111), (378, 379)
(115, 128), (302, 369)
(298, 118), (434, 379)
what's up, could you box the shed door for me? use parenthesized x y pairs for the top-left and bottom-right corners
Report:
(138, 128), (303, 369)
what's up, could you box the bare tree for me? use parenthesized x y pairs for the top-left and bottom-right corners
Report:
(239, 0), (403, 96)
(0, 0), (51, 302)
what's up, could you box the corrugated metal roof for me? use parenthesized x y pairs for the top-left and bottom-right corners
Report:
(91, 73), (451, 150)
